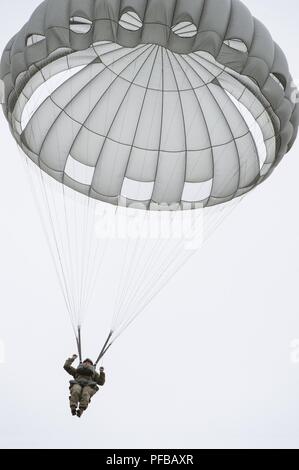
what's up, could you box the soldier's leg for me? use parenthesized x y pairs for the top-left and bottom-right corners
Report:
(69, 384), (82, 412)
(79, 386), (97, 412)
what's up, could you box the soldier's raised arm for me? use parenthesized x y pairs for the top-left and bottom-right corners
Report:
(95, 366), (106, 386)
(63, 354), (78, 377)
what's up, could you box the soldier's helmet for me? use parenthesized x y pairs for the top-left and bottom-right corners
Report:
(83, 358), (93, 366)
(77, 359), (95, 377)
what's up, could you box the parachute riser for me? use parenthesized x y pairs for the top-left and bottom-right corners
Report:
(95, 331), (113, 366)
(76, 326), (83, 363)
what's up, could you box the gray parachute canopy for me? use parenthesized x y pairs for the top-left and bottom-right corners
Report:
(1, 0), (298, 209)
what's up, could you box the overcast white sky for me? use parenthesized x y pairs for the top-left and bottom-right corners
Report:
(0, 0), (299, 450)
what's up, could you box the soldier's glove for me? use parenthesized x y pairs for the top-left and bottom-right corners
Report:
(71, 354), (78, 360)
(100, 367), (105, 372)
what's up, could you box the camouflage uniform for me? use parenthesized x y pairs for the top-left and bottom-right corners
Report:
(64, 357), (105, 412)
